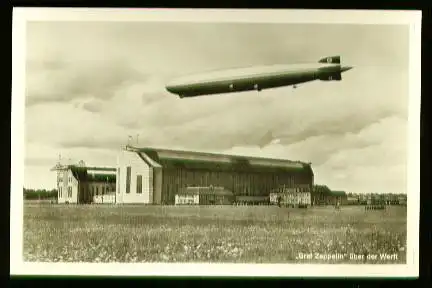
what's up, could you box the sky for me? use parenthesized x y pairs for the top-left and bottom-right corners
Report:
(24, 21), (410, 193)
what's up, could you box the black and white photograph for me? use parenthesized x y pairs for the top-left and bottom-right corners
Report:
(11, 8), (421, 277)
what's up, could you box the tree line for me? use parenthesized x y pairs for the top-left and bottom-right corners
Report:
(23, 188), (57, 200)
(313, 185), (406, 197)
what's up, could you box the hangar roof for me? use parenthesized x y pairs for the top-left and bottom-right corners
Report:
(127, 146), (313, 174)
(70, 166), (87, 181)
(51, 164), (116, 172)
(69, 166), (116, 183)
(87, 173), (116, 183)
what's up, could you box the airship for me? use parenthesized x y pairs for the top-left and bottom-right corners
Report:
(165, 55), (353, 98)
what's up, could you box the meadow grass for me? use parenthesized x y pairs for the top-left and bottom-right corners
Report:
(22, 204), (407, 263)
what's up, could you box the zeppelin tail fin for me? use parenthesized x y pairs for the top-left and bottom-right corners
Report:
(318, 56), (340, 64)
(317, 55), (351, 81)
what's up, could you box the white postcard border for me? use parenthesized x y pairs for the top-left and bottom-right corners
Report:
(11, 8), (422, 277)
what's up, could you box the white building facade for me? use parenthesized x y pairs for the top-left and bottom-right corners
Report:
(116, 148), (161, 204)
(57, 168), (79, 204)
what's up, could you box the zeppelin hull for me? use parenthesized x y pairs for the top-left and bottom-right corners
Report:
(165, 56), (353, 98)
(173, 70), (317, 98)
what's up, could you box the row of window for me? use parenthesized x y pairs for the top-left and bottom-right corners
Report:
(176, 199), (196, 205)
(58, 186), (73, 198)
(59, 185), (113, 199)
(124, 166), (152, 195)
(89, 185), (112, 196)
(176, 195), (197, 205)
(273, 187), (310, 193)
(57, 174), (74, 184)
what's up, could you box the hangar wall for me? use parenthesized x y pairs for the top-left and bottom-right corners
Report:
(116, 146), (314, 205)
(159, 168), (312, 205)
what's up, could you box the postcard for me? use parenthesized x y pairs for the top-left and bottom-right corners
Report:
(11, 8), (421, 277)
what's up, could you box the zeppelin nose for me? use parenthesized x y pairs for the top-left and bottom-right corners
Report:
(165, 83), (176, 93)
(341, 66), (353, 73)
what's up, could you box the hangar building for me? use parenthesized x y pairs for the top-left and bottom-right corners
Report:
(116, 145), (314, 205)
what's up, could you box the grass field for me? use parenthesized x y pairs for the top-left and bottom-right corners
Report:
(22, 204), (407, 264)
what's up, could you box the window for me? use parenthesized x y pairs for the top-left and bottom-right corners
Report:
(117, 168), (121, 194)
(96, 187), (99, 196)
(136, 175), (142, 194)
(102, 186), (105, 195)
(59, 187), (62, 198)
(126, 166), (131, 194)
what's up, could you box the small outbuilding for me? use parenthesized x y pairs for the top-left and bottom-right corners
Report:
(175, 186), (235, 205)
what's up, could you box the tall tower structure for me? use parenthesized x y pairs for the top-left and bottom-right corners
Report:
(50, 154), (70, 200)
